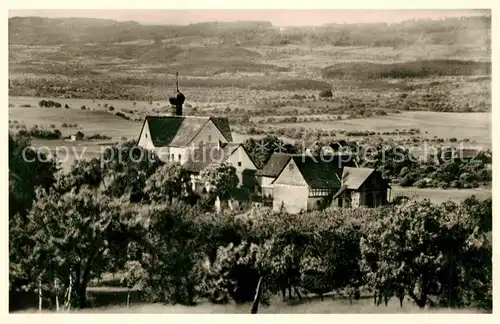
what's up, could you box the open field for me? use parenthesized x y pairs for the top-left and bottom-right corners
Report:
(9, 97), (491, 145)
(12, 288), (486, 314)
(9, 97), (491, 173)
(391, 186), (491, 204)
(272, 111), (491, 148)
(9, 98), (142, 140)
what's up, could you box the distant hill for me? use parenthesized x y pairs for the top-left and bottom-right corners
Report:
(9, 15), (491, 48)
(321, 60), (491, 79)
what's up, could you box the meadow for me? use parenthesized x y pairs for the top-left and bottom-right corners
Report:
(390, 186), (491, 204)
(14, 289), (487, 314)
(271, 111), (491, 148)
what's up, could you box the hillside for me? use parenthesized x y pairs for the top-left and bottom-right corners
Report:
(322, 60), (491, 79)
(9, 15), (491, 48)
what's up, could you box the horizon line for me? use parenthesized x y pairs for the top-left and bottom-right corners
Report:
(8, 9), (490, 27)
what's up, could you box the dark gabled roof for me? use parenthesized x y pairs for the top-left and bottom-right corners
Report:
(143, 115), (232, 148)
(257, 153), (296, 177)
(211, 117), (233, 143)
(291, 155), (348, 189)
(341, 167), (375, 190)
(145, 116), (185, 147)
(183, 143), (241, 173)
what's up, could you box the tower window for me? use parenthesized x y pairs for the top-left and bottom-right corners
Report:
(238, 162), (242, 167)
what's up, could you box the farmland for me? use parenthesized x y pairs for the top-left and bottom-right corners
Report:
(8, 99), (492, 174)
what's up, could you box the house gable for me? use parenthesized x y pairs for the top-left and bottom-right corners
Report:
(226, 145), (258, 188)
(272, 158), (309, 187)
(137, 118), (154, 150)
(226, 145), (257, 172)
(187, 119), (230, 148)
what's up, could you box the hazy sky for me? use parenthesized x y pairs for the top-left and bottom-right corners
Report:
(8, 9), (488, 26)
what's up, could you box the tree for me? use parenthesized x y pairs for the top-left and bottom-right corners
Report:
(144, 163), (191, 203)
(137, 202), (202, 305)
(360, 199), (492, 309)
(9, 135), (59, 219)
(200, 162), (239, 201)
(121, 260), (147, 308)
(100, 140), (164, 199)
(461, 196), (492, 232)
(17, 187), (143, 308)
(319, 89), (333, 98)
(243, 135), (299, 169)
(55, 158), (103, 194)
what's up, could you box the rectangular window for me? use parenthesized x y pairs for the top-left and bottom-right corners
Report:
(262, 187), (274, 199)
(238, 162), (242, 167)
(171, 154), (174, 161)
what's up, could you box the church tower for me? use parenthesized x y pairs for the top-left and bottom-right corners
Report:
(168, 72), (185, 116)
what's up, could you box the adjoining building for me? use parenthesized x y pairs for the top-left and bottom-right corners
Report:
(255, 152), (389, 214)
(256, 153), (300, 206)
(331, 167), (391, 208)
(270, 154), (357, 214)
(183, 142), (258, 194)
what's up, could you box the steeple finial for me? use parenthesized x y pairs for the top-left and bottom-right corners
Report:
(176, 71), (179, 92)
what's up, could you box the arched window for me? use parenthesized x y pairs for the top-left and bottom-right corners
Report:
(171, 153), (174, 161)
(178, 154), (181, 161)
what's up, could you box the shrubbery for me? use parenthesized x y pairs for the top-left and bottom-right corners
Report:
(86, 133), (112, 140)
(115, 112), (131, 120)
(17, 126), (62, 140)
(38, 99), (63, 108)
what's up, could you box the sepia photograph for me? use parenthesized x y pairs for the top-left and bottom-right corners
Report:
(7, 6), (493, 315)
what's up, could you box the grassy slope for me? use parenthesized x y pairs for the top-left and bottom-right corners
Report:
(14, 290), (486, 314)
